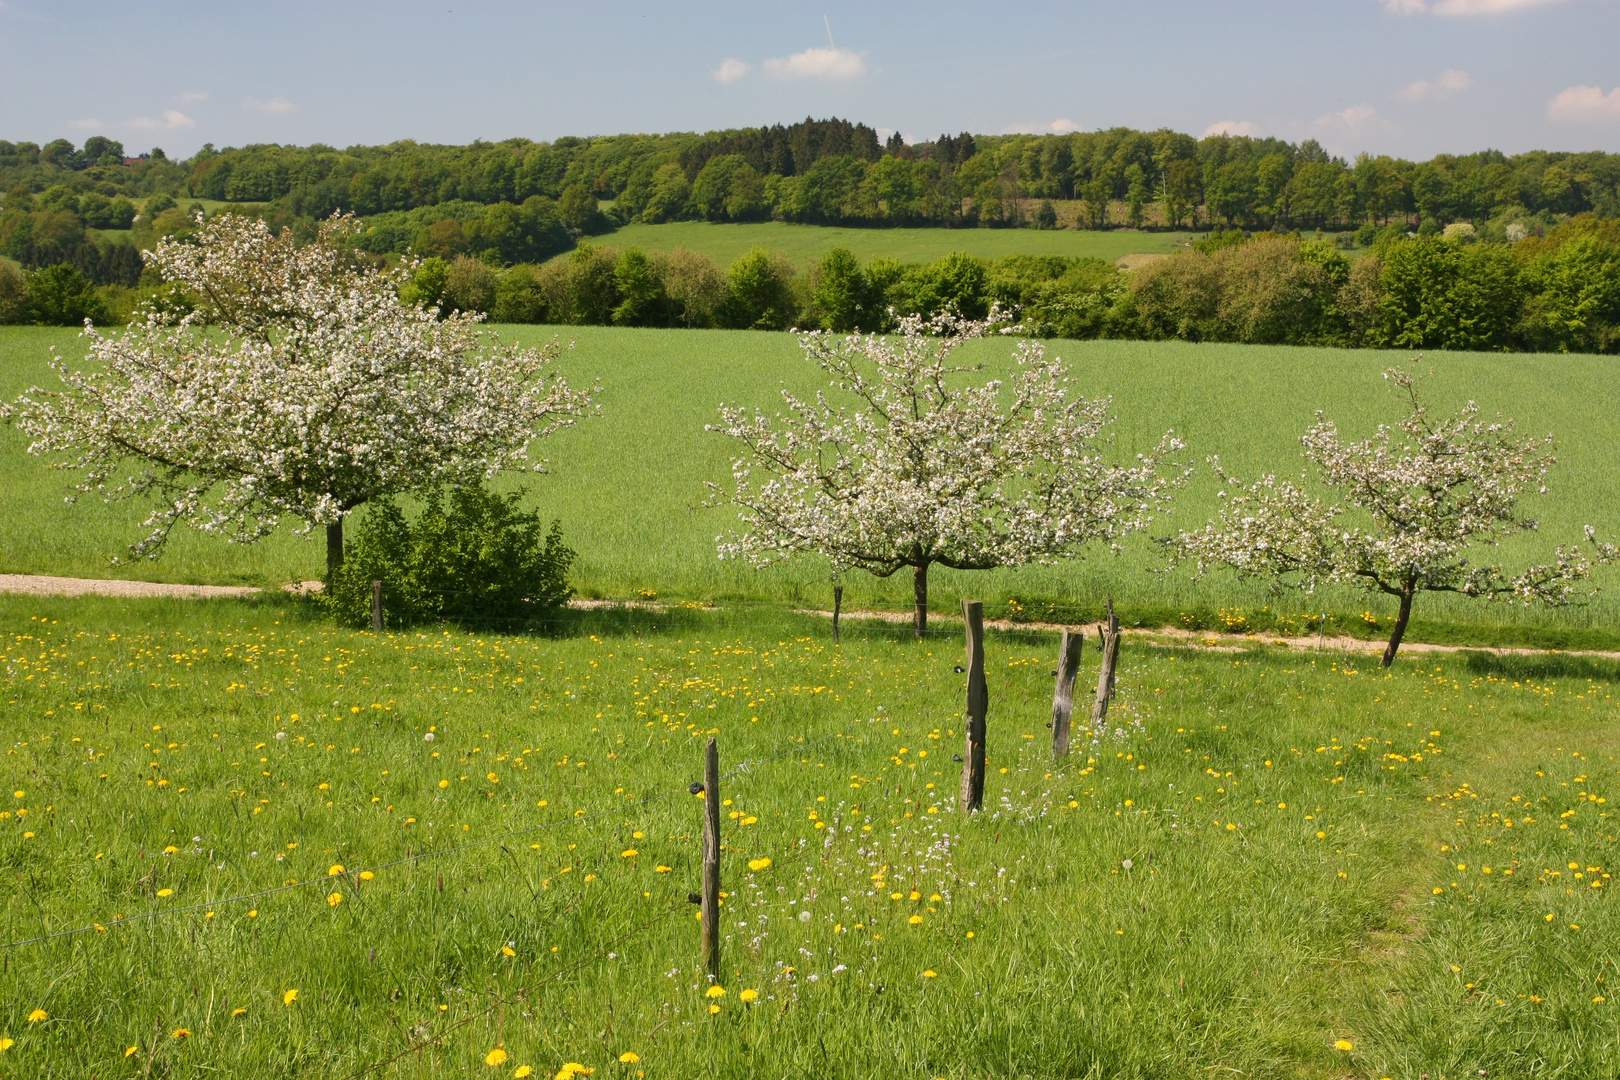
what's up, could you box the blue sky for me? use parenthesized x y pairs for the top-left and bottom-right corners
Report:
(2, 0), (1617, 160)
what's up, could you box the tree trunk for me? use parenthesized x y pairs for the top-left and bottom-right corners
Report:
(326, 519), (344, 583)
(912, 563), (929, 640)
(1381, 588), (1415, 668)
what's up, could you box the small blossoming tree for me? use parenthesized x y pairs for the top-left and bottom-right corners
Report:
(3, 214), (596, 578)
(709, 311), (1187, 637)
(1170, 368), (1592, 666)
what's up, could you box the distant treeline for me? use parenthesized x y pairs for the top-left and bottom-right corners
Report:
(4, 118), (1619, 251)
(388, 217), (1620, 354)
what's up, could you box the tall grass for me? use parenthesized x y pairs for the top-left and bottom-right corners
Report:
(0, 594), (1615, 1078)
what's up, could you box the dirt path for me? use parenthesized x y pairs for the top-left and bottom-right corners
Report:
(0, 573), (266, 600)
(804, 605), (1620, 662)
(5, 573), (1615, 661)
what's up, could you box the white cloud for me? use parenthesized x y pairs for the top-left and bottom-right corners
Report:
(129, 110), (195, 131)
(1203, 120), (1258, 137)
(1547, 84), (1620, 121)
(244, 96), (296, 115)
(1002, 119), (1084, 135)
(1314, 104), (1378, 130)
(178, 91), (209, 104)
(713, 58), (751, 83)
(761, 46), (866, 81)
(69, 117), (101, 130)
(1400, 68), (1473, 100)
(1383, 0), (1565, 14)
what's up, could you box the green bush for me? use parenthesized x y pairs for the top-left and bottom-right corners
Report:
(325, 485), (575, 630)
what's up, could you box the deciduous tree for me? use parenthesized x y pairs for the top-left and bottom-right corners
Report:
(2, 213), (596, 578)
(1170, 369), (1591, 665)
(709, 312), (1186, 637)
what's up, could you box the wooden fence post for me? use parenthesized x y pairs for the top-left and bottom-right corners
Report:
(700, 737), (721, 982)
(832, 584), (844, 645)
(371, 581), (383, 632)
(958, 600), (987, 813)
(1090, 599), (1121, 725)
(1050, 629), (1085, 760)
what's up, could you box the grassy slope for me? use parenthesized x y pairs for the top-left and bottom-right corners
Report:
(4, 325), (1620, 641)
(575, 221), (1194, 266)
(0, 595), (1615, 1078)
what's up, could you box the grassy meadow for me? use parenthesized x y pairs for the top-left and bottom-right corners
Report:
(575, 221), (1195, 267)
(5, 324), (1620, 646)
(0, 593), (1616, 1078)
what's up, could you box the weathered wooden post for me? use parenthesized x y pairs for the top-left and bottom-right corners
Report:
(700, 736), (721, 981)
(1091, 599), (1121, 725)
(958, 600), (987, 813)
(371, 581), (383, 632)
(832, 584), (844, 645)
(1050, 628), (1085, 760)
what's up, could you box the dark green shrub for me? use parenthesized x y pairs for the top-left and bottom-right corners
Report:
(325, 485), (575, 629)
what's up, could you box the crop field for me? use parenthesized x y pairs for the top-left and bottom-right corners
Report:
(0, 593), (1616, 1078)
(6, 325), (1620, 646)
(571, 222), (1196, 267)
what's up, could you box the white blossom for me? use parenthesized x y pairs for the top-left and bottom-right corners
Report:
(708, 309), (1187, 635)
(1170, 366), (1592, 665)
(2, 213), (596, 572)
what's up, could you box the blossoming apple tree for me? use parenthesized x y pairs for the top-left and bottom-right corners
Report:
(709, 310), (1187, 637)
(3, 213), (596, 578)
(1171, 368), (1592, 666)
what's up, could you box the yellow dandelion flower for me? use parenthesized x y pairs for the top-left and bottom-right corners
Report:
(705, 985), (726, 998)
(502, 946), (516, 957)
(248, 909), (258, 918)
(328, 892), (343, 907)
(655, 865), (672, 873)
(1333, 1039), (1353, 1052)
(232, 1008), (247, 1018)
(621, 849), (638, 858)
(618, 1051), (640, 1063)
(163, 845), (179, 854)
(909, 890), (921, 901)
(748, 857), (772, 871)
(156, 888), (173, 898)
(359, 871), (375, 881)
(172, 1028), (191, 1039)
(739, 989), (758, 1003)
(329, 864), (344, 876)
(0, 1038), (14, 1051)
(486, 772), (498, 783)
(440, 780), (450, 788)
(514, 1068), (534, 1079)
(909, 915), (923, 925)
(122, 1045), (136, 1057)
(708, 1003), (721, 1014)
(923, 970), (938, 978)
(1547, 913), (1556, 922)
(27, 1010), (47, 1023)
(283, 989), (299, 1006)
(1597, 996), (1608, 1004)
(485, 1047), (509, 1067)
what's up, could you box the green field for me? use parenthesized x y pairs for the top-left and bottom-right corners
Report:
(0, 593), (1615, 1078)
(5, 325), (1620, 645)
(574, 221), (1195, 267)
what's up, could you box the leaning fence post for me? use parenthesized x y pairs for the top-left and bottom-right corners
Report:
(832, 584), (844, 645)
(1050, 628), (1085, 759)
(1090, 599), (1121, 725)
(371, 581), (383, 632)
(958, 600), (987, 813)
(700, 737), (721, 981)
